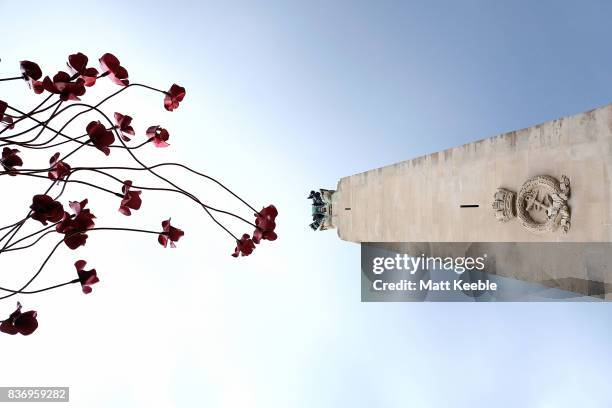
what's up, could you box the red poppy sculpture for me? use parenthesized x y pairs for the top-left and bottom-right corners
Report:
(0, 52), (278, 336)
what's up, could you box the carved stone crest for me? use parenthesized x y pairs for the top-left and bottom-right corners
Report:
(492, 175), (571, 234)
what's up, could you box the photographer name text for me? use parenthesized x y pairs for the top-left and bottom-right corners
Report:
(372, 279), (497, 292)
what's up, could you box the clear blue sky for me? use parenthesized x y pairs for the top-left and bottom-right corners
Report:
(1, 1), (611, 407)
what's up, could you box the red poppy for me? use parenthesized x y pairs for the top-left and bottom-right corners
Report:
(0, 302), (38, 336)
(253, 205), (278, 244)
(232, 234), (256, 257)
(119, 180), (142, 216)
(75, 260), (99, 294)
(0, 100), (14, 129)
(67, 52), (99, 87)
(20, 60), (44, 94)
(20, 60), (42, 80)
(99, 53), (129, 86)
(158, 219), (184, 248)
(1, 147), (23, 175)
(42, 71), (86, 101)
(86, 121), (115, 155)
(1, 115), (14, 129)
(48, 152), (71, 181)
(56, 199), (96, 250)
(114, 112), (135, 142)
(164, 84), (186, 111)
(146, 125), (170, 148)
(30, 194), (64, 225)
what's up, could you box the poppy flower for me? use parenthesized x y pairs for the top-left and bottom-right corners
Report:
(114, 112), (135, 142)
(20, 60), (42, 81)
(30, 194), (64, 225)
(20, 60), (44, 94)
(75, 260), (99, 294)
(146, 125), (170, 148)
(42, 71), (86, 101)
(1, 147), (23, 175)
(48, 152), (71, 181)
(252, 205), (278, 244)
(164, 84), (186, 111)
(158, 219), (184, 248)
(67, 52), (99, 87)
(0, 100), (14, 129)
(119, 180), (142, 216)
(86, 121), (115, 155)
(0, 302), (38, 336)
(1, 115), (14, 129)
(232, 234), (256, 257)
(99, 53), (129, 86)
(56, 199), (96, 250)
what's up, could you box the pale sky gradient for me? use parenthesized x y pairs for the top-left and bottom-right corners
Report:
(0, 1), (611, 407)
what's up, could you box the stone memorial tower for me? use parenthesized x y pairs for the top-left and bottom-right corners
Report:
(313, 103), (612, 299)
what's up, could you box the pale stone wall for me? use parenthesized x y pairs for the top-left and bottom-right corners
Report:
(334, 103), (612, 243)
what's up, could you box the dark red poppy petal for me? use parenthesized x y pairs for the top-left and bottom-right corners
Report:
(20, 61), (42, 80)
(99, 53), (129, 86)
(15, 311), (38, 335)
(64, 233), (88, 250)
(1, 303), (38, 336)
(86, 121), (115, 155)
(0, 319), (18, 335)
(164, 84), (186, 111)
(68, 52), (88, 73)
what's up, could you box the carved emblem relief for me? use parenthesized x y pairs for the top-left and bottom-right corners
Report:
(492, 175), (571, 234)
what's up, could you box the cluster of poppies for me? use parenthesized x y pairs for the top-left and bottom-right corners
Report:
(232, 205), (278, 257)
(1, 53), (185, 178)
(29, 195), (97, 249)
(88, 114), (177, 155)
(54, 199), (97, 249)
(0, 257), (101, 335)
(19, 53), (186, 109)
(2, 149), (71, 181)
(1, 51), (276, 337)
(0, 258), (102, 336)
(9, 192), (186, 335)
